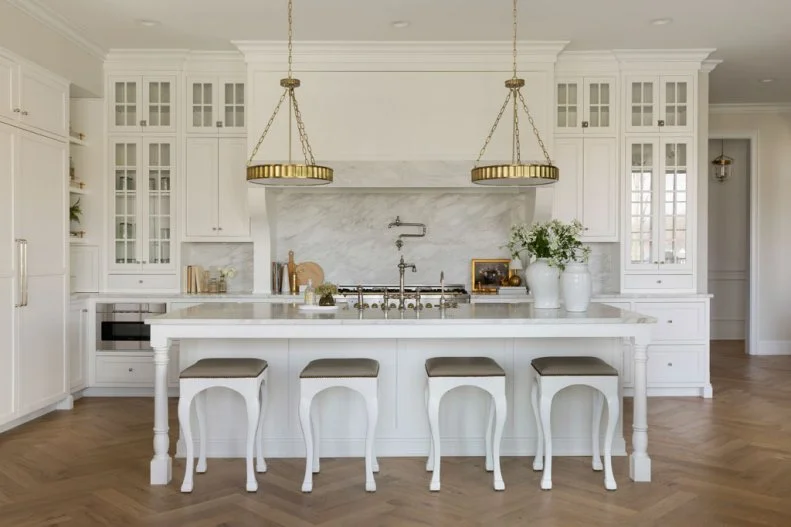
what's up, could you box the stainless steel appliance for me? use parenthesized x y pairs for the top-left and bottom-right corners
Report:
(96, 303), (166, 351)
(336, 284), (469, 310)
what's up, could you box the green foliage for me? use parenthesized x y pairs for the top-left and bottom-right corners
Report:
(315, 282), (338, 297)
(506, 219), (592, 270)
(69, 199), (82, 224)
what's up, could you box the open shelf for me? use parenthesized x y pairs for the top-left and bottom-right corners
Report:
(69, 135), (87, 146)
(69, 185), (89, 195)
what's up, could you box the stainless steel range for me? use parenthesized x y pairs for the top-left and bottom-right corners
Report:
(336, 284), (469, 310)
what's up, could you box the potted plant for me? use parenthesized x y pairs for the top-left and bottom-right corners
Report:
(315, 282), (338, 306)
(506, 219), (590, 309)
(69, 199), (82, 224)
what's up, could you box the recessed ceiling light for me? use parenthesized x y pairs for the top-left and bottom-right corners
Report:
(136, 19), (160, 27)
(391, 20), (410, 29)
(650, 18), (673, 26)
(760, 78), (775, 83)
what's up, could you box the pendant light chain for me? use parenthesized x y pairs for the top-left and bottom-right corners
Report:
(518, 91), (552, 164)
(512, 0), (518, 79)
(287, 0), (293, 79)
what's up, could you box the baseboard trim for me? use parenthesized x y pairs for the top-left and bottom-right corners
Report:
(623, 385), (711, 398)
(82, 387), (179, 397)
(0, 396), (73, 434)
(174, 436), (628, 459)
(757, 341), (791, 356)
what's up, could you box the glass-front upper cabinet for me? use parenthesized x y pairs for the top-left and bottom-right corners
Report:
(186, 76), (245, 134)
(625, 75), (693, 134)
(555, 76), (616, 135)
(111, 137), (175, 272)
(109, 76), (176, 133)
(625, 137), (694, 273)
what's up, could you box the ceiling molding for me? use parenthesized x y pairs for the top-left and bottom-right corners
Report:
(7, 0), (106, 60)
(556, 51), (619, 73)
(233, 41), (569, 71)
(701, 59), (722, 73)
(710, 103), (791, 114)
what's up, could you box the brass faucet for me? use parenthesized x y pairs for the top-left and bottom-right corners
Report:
(397, 255), (417, 311)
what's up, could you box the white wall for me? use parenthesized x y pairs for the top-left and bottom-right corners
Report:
(710, 110), (791, 354)
(707, 138), (749, 340)
(0, 2), (103, 96)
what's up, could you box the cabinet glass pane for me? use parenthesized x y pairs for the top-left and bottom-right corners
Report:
(147, 143), (172, 264)
(192, 82), (213, 127)
(224, 82), (245, 128)
(114, 81), (137, 127)
(588, 82), (610, 128)
(147, 82), (172, 127)
(663, 143), (688, 264)
(556, 82), (578, 128)
(113, 143), (138, 264)
(630, 143), (654, 264)
(664, 82), (688, 127)
(631, 82), (654, 127)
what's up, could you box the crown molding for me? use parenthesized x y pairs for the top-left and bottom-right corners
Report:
(701, 59), (722, 74)
(7, 0), (105, 60)
(556, 51), (620, 73)
(613, 49), (716, 72)
(233, 41), (569, 71)
(710, 103), (791, 114)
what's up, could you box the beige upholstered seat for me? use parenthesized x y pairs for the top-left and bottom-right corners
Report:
(180, 358), (268, 379)
(300, 358), (380, 378)
(531, 356), (617, 377)
(425, 357), (506, 378)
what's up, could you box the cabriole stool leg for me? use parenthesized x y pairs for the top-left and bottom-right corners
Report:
(592, 389), (604, 471)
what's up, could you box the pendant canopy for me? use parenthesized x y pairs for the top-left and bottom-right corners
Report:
(246, 0), (333, 186)
(471, 0), (558, 186)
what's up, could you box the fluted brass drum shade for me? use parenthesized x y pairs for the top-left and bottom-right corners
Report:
(471, 163), (559, 186)
(247, 163), (333, 185)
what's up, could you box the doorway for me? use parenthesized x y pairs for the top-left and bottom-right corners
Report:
(707, 138), (751, 350)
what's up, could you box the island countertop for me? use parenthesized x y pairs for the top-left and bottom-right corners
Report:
(146, 301), (656, 326)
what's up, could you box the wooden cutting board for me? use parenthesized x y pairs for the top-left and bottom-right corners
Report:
(295, 262), (324, 287)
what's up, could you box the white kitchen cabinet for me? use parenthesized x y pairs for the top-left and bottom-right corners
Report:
(184, 136), (250, 240)
(624, 75), (694, 134)
(186, 76), (245, 134)
(69, 245), (99, 293)
(109, 76), (176, 133)
(553, 136), (618, 241)
(0, 50), (68, 138)
(68, 302), (88, 391)
(555, 76), (616, 135)
(109, 137), (176, 276)
(623, 137), (695, 290)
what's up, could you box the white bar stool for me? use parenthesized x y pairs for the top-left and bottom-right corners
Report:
(178, 358), (269, 493)
(424, 356), (507, 492)
(530, 356), (620, 491)
(299, 358), (380, 493)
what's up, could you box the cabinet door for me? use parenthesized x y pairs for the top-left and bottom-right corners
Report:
(583, 77), (615, 135)
(552, 137), (582, 223)
(111, 139), (143, 270)
(0, 55), (19, 123)
(625, 139), (660, 271)
(217, 137), (250, 237)
(184, 137), (220, 237)
(68, 303), (87, 391)
(555, 78), (581, 133)
(110, 77), (142, 132)
(658, 139), (694, 272)
(19, 67), (67, 137)
(0, 277), (14, 425)
(186, 77), (217, 133)
(625, 77), (658, 133)
(659, 76), (693, 133)
(142, 139), (175, 269)
(69, 245), (99, 293)
(219, 78), (245, 133)
(142, 77), (176, 133)
(581, 137), (618, 241)
(0, 126), (13, 278)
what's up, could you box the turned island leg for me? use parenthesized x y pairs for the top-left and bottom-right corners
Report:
(150, 337), (172, 485)
(630, 336), (651, 482)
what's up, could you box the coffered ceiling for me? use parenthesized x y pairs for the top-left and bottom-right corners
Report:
(24, 0), (791, 103)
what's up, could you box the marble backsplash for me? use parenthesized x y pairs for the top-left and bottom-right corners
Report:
(181, 242), (254, 293)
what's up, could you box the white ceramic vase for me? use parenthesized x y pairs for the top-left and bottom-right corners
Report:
(526, 258), (560, 309)
(561, 262), (592, 312)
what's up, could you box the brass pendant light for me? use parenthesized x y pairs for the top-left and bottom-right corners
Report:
(246, 0), (333, 186)
(711, 139), (733, 183)
(471, 0), (559, 186)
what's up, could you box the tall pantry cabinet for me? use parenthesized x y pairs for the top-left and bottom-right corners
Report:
(0, 49), (69, 428)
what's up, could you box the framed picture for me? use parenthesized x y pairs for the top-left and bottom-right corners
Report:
(471, 258), (510, 293)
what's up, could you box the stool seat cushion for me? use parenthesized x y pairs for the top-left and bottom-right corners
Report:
(300, 358), (380, 378)
(180, 358), (268, 379)
(531, 356), (617, 377)
(425, 357), (505, 377)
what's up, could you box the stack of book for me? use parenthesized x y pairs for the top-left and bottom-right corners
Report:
(498, 286), (528, 296)
(185, 265), (206, 293)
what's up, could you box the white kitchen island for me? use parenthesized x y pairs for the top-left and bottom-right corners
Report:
(147, 302), (655, 486)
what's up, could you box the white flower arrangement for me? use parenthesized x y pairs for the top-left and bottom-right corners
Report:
(219, 266), (237, 280)
(506, 219), (591, 270)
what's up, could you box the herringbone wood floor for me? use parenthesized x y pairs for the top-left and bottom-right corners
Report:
(1, 341), (790, 526)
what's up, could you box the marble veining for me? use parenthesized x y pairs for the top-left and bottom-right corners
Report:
(181, 243), (254, 293)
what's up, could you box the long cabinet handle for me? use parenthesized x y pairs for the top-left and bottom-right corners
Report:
(21, 239), (28, 307)
(14, 239), (27, 307)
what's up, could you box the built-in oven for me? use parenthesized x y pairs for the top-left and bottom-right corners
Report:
(96, 303), (167, 351)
